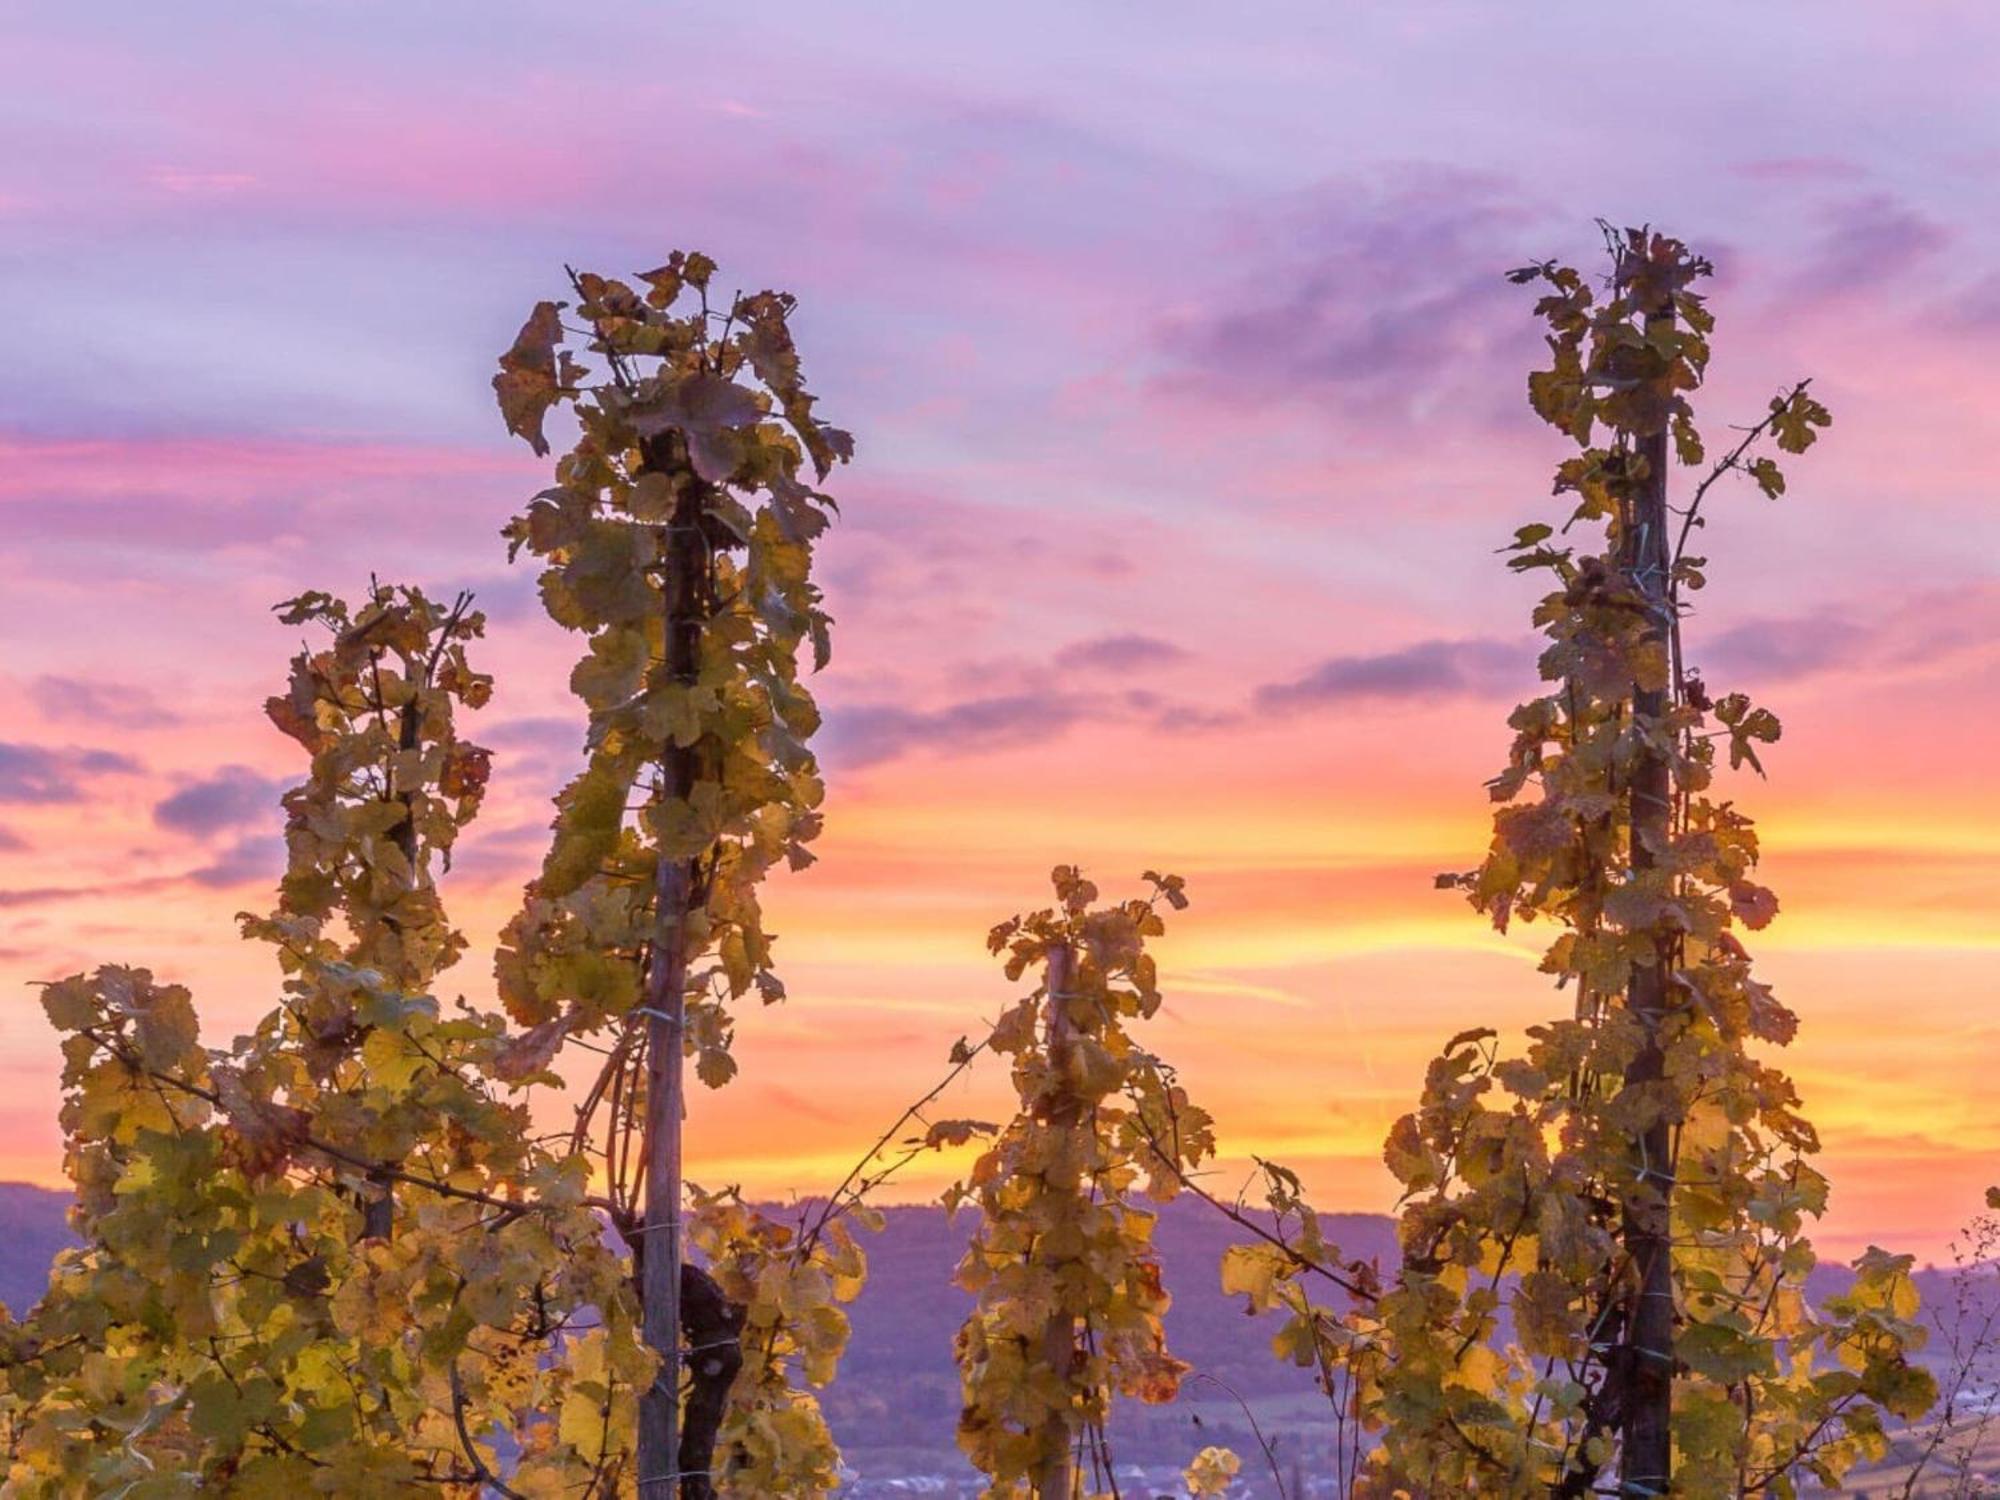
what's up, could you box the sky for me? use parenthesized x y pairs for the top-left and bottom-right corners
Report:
(1, 1), (1996, 1264)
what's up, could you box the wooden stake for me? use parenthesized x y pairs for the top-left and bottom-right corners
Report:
(637, 454), (709, 1500)
(1035, 941), (1080, 1500)
(1618, 286), (1678, 1498)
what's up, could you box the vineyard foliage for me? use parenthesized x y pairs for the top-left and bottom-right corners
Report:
(1213, 231), (1934, 1497)
(0, 586), (630, 1496)
(0, 252), (866, 1499)
(952, 868), (1212, 1497)
(490, 252), (857, 1496)
(0, 230), (1945, 1500)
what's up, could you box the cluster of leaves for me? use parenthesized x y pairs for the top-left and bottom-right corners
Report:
(1182, 1445), (1242, 1496)
(1869, 1187), (2000, 1495)
(951, 868), (1221, 1498)
(0, 587), (636, 1497)
(489, 252), (861, 1496)
(1215, 229), (1932, 1496)
(491, 252), (848, 1094)
(1213, 1160), (1381, 1497)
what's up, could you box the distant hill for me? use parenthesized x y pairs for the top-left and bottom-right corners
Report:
(824, 1199), (1397, 1487)
(0, 1184), (74, 1318)
(0, 1180), (1379, 1488)
(1, 1184), (1985, 1495)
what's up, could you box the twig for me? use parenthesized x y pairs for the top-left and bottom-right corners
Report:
(1671, 379), (1812, 577)
(449, 1360), (529, 1500)
(1188, 1372), (1291, 1500)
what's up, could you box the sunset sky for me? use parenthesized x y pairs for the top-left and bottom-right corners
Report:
(1, 2), (1996, 1264)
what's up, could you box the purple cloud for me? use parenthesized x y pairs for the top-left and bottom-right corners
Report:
(1951, 272), (2000, 330)
(830, 637), (1542, 768)
(0, 743), (141, 804)
(154, 766), (286, 837)
(1705, 616), (1871, 684)
(0, 884), (101, 910)
(0, 875), (176, 909)
(824, 678), (1251, 769)
(1703, 583), (2000, 688)
(1733, 157), (1865, 184)
(1254, 638), (1524, 712)
(446, 818), (559, 888)
(29, 675), (183, 729)
(187, 835), (285, 890)
(827, 693), (1083, 768)
(482, 716), (580, 753)
(1054, 634), (1190, 673)
(1151, 167), (1546, 418)
(1795, 194), (1951, 296)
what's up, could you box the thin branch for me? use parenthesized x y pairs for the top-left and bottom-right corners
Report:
(1187, 1372), (1291, 1500)
(1671, 379), (1812, 576)
(1122, 1080), (1376, 1304)
(449, 1360), (529, 1500)
(798, 1036), (990, 1256)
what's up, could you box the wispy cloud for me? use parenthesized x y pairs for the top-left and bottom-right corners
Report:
(187, 836), (284, 890)
(825, 635), (1537, 768)
(482, 716), (580, 754)
(1151, 167), (1547, 422)
(147, 167), (259, 196)
(828, 693), (1081, 768)
(30, 675), (183, 730)
(1794, 193), (1952, 297)
(1733, 157), (1866, 184)
(1705, 583), (2000, 688)
(154, 766), (286, 838)
(0, 743), (140, 804)
(0, 875), (175, 909)
(1254, 639), (1525, 712)
(1053, 634), (1190, 673)
(824, 678), (1245, 769)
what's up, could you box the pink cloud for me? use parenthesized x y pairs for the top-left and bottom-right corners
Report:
(0, 433), (529, 559)
(146, 167), (259, 195)
(1149, 166), (1551, 424)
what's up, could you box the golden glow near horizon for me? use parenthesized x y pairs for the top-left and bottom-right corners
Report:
(0, 715), (1991, 1267)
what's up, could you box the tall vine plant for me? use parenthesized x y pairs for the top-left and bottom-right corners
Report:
(490, 251), (856, 1498)
(951, 867), (1220, 1498)
(0, 585), (632, 1496)
(1220, 229), (1936, 1496)
(1, 252), (861, 1500)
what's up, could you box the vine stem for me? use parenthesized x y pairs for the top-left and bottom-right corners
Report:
(450, 1359), (529, 1500)
(798, 1036), (989, 1258)
(1671, 379), (1811, 577)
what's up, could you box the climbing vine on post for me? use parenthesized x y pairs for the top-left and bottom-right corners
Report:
(1393, 228), (1931, 1493)
(1219, 228), (1935, 1498)
(952, 867), (1217, 1498)
(492, 251), (852, 1498)
(0, 584), (633, 1496)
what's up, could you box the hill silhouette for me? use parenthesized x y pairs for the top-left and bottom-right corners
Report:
(0, 1181), (1386, 1487)
(1, 1183), (1980, 1494)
